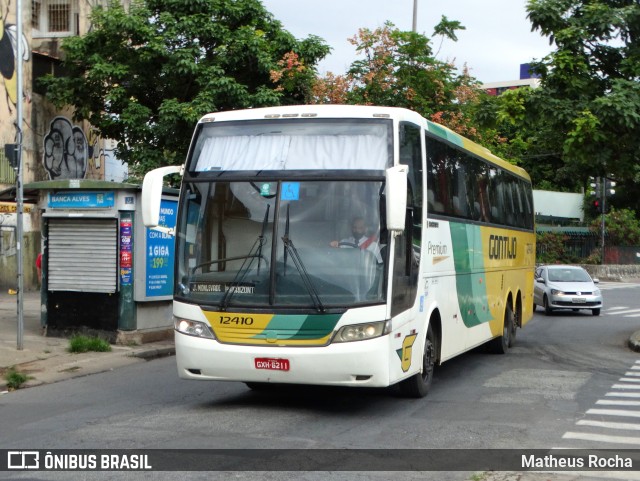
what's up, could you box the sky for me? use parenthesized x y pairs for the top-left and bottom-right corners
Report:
(260, 0), (554, 83)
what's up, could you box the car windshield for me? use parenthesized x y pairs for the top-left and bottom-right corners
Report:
(175, 180), (387, 309)
(548, 268), (592, 283)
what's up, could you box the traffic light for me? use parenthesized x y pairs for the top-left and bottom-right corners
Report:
(592, 199), (602, 213)
(589, 177), (601, 199)
(604, 178), (616, 197)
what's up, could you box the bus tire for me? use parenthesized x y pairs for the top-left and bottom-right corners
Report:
(399, 325), (436, 398)
(490, 304), (512, 354)
(509, 301), (518, 348)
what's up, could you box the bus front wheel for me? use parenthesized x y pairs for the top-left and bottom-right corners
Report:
(399, 325), (436, 398)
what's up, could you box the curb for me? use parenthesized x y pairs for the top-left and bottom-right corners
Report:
(0, 345), (175, 394)
(131, 346), (176, 360)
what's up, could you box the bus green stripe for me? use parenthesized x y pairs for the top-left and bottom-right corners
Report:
(426, 121), (464, 148)
(256, 314), (342, 340)
(450, 223), (492, 327)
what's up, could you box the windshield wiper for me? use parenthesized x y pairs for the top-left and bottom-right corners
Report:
(281, 205), (325, 313)
(219, 205), (270, 310)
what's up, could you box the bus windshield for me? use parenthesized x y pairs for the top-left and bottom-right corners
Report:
(176, 180), (387, 309)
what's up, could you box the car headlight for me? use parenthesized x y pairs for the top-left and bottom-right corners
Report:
(174, 317), (215, 339)
(594, 288), (601, 296)
(551, 289), (565, 295)
(332, 320), (391, 343)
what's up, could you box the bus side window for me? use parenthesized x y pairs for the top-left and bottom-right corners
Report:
(393, 123), (421, 316)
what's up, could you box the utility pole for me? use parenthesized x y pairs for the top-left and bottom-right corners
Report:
(412, 0), (418, 32)
(16, 0), (24, 350)
(600, 180), (605, 265)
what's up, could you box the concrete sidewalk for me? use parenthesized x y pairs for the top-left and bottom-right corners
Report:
(0, 289), (175, 392)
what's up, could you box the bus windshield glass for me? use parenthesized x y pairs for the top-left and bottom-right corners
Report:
(188, 119), (391, 172)
(176, 180), (387, 309)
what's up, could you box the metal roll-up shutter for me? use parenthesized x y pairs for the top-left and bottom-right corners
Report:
(48, 218), (118, 293)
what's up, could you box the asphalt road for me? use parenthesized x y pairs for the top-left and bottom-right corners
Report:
(1, 281), (640, 481)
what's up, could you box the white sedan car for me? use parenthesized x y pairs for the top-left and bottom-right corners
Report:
(533, 265), (603, 316)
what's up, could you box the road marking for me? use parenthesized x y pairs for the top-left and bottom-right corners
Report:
(604, 308), (640, 315)
(625, 372), (640, 377)
(586, 408), (640, 418)
(596, 399), (640, 406)
(606, 392), (640, 398)
(560, 471), (640, 480)
(577, 419), (640, 430)
(561, 362), (640, 455)
(600, 283), (640, 291)
(563, 431), (640, 445)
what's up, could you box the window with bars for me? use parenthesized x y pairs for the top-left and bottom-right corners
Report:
(32, 1), (41, 30)
(32, 0), (76, 35)
(0, 148), (17, 185)
(48, 1), (70, 32)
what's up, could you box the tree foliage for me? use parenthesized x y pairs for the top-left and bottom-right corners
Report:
(42, 0), (330, 177)
(272, 20), (501, 147)
(590, 208), (640, 246)
(523, 0), (640, 195)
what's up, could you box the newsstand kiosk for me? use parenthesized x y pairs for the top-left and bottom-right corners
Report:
(29, 180), (178, 343)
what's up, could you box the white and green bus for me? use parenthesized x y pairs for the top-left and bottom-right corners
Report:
(142, 105), (536, 397)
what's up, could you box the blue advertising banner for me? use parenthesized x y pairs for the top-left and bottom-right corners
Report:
(145, 199), (178, 297)
(49, 192), (115, 209)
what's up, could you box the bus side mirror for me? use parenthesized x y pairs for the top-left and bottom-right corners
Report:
(141, 165), (183, 234)
(385, 165), (408, 232)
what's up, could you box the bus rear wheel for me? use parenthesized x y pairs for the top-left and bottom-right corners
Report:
(490, 304), (513, 354)
(399, 325), (436, 398)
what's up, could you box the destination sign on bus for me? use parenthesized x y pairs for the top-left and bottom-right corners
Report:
(189, 282), (255, 294)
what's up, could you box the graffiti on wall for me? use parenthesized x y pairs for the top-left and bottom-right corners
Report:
(1, 0), (30, 113)
(43, 116), (89, 180)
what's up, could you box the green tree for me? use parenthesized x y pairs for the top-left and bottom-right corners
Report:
(536, 231), (576, 264)
(590, 208), (640, 246)
(523, 0), (640, 197)
(279, 21), (499, 146)
(42, 0), (330, 178)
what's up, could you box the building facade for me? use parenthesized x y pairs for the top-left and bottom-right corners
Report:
(0, 0), (128, 289)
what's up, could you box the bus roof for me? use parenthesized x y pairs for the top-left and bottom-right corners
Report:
(199, 105), (530, 181)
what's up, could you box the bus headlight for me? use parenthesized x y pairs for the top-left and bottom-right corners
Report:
(332, 320), (391, 343)
(174, 317), (215, 339)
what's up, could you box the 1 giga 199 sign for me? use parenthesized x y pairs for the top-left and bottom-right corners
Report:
(145, 199), (178, 297)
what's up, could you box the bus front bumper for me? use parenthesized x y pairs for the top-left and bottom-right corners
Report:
(174, 331), (392, 388)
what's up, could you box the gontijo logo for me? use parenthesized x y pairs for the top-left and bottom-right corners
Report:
(488, 235), (517, 260)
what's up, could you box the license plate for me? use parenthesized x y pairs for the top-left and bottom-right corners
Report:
(572, 297), (586, 303)
(255, 358), (290, 371)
